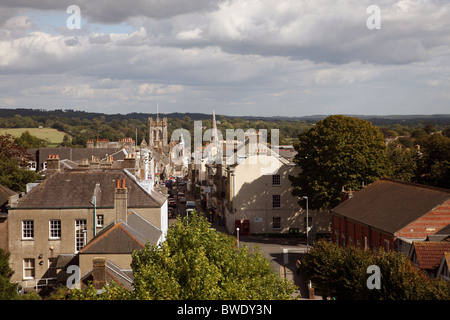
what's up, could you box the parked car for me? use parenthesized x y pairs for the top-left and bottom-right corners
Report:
(186, 208), (195, 216)
(177, 192), (185, 199)
(179, 197), (187, 204)
(168, 207), (175, 218)
(168, 198), (177, 207)
(186, 201), (196, 209)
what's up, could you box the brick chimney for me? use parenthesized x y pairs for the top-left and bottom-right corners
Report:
(46, 154), (60, 171)
(122, 154), (136, 169)
(92, 257), (107, 290)
(87, 139), (95, 149)
(114, 178), (127, 223)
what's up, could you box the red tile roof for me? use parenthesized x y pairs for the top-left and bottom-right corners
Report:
(413, 242), (450, 270)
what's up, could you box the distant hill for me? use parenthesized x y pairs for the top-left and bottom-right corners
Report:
(1, 108), (450, 127)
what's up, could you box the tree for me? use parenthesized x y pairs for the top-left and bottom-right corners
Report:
(300, 240), (450, 300)
(0, 134), (42, 192)
(289, 115), (387, 210)
(0, 249), (17, 300)
(416, 133), (450, 188)
(385, 143), (419, 182)
(131, 211), (296, 300)
(16, 131), (48, 148)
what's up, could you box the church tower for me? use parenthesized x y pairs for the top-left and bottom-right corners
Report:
(148, 112), (168, 149)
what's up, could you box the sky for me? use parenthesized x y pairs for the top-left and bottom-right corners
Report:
(0, 0), (449, 117)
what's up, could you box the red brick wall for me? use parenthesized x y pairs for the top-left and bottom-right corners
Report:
(331, 213), (396, 251)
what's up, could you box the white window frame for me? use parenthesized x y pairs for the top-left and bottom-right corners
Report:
(22, 220), (34, 240)
(23, 258), (35, 280)
(49, 219), (61, 240)
(96, 214), (104, 228)
(75, 219), (87, 252)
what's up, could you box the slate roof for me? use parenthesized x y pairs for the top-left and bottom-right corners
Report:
(12, 170), (164, 208)
(79, 210), (162, 254)
(332, 178), (450, 234)
(412, 242), (450, 270)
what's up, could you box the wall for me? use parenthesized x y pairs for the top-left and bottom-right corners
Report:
(224, 154), (330, 235)
(79, 253), (133, 281)
(0, 218), (8, 251)
(332, 214), (394, 251)
(7, 205), (162, 284)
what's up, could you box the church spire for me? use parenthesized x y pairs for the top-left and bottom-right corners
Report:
(211, 109), (218, 143)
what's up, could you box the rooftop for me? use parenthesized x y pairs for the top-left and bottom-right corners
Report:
(332, 178), (450, 234)
(12, 170), (165, 209)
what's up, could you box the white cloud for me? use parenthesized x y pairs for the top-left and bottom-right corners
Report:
(0, 0), (449, 116)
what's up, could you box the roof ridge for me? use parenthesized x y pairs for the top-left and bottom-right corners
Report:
(79, 221), (124, 253)
(379, 177), (450, 194)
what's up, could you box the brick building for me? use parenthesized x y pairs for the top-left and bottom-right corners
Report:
(331, 178), (450, 253)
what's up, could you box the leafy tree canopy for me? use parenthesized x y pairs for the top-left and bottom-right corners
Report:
(289, 115), (387, 210)
(131, 211), (296, 300)
(300, 240), (450, 300)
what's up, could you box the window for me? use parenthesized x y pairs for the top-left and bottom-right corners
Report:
(272, 195), (281, 209)
(272, 174), (281, 186)
(23, 259), (35, 279)
(273, 217), (281, 229)
(48, 258), (57, 278)
(96, 215), (104, 228)
(22, 220), (34, 240)
(75, 219), (87, 252)
(49, 220), (61, 239)
(384, 239), (390, 253)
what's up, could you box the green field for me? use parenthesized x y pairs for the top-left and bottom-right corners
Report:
(0, 127), (67, 146)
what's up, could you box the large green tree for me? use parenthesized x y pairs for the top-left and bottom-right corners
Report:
(289, 115), (387, 210)
(131, 211), (296, 300)
(416, 133), (450, 188)
(68, 211), (296, 300)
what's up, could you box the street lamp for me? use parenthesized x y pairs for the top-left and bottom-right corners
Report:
(302, 196), (309, 252)
(236, 227), (240, 248)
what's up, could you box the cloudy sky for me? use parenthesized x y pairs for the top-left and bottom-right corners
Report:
(0, 0), (449, 117)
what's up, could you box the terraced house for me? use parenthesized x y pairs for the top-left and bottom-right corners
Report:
(7, 169), (167, 290)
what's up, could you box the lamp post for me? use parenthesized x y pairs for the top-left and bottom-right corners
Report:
(302, 196), (309, 252)
(236, 227), (240, 248)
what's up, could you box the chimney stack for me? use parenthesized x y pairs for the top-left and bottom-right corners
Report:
(92, 257), (107, 290)
(114, 178), (128, 223)
(46, 154), (60, 171)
